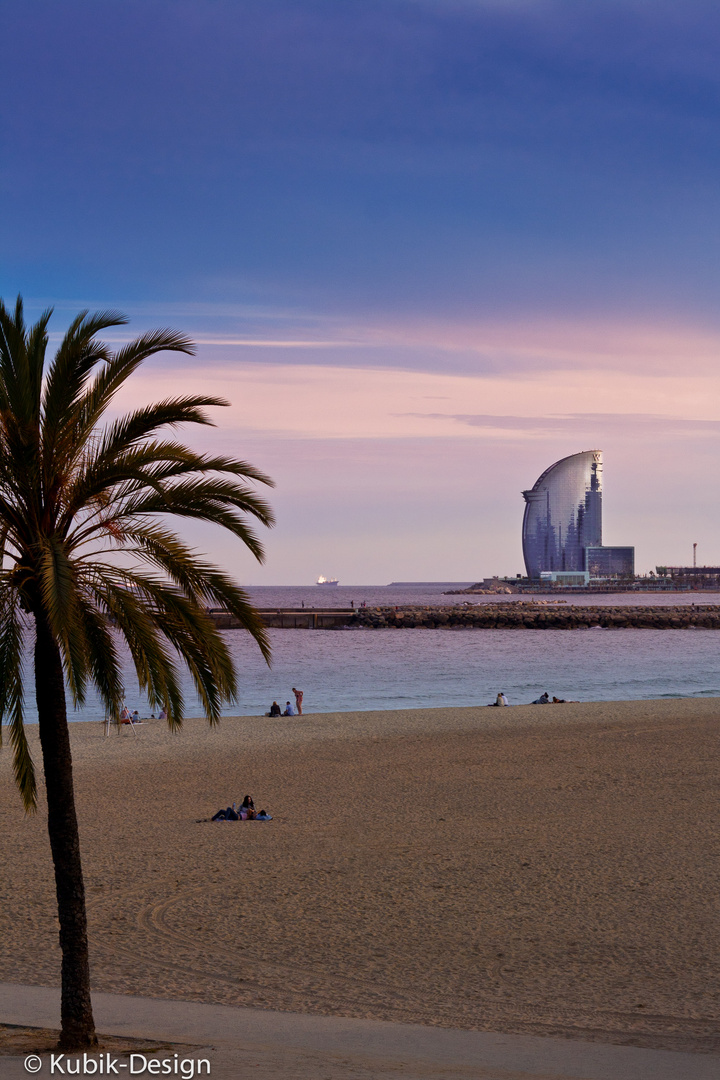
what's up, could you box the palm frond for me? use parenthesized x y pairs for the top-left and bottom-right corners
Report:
(41, 310), (126, 469)
(0, 299), (274, 815)
(83, 573), (185, 727)
(61, 442), (274, 538)
(73, 593), (124, 718)
(37, 538), (89, 706)
(85, 534), (272, 662)
(0, 589), (34, 810)
(74, 329), (195, 442)
(81, 561), (246, 710)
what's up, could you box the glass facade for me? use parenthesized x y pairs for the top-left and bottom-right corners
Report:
(585, 546), (635, 577)
(522, 450), (603, 579)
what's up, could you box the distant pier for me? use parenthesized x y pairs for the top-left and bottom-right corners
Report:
(209, 605), (720, 630)
(211, 608), (355, 629)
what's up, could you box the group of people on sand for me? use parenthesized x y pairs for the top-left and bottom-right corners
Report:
(488, 691), (575, 706)
(212, 795), (272, 822)
(531, 691), (573, 704)
(267, 687), (303, 717)
(120, 707), (142, 724)
(119, 705), (168, 724)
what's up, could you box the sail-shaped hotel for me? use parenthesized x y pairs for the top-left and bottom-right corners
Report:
(522, 450), (634, 580)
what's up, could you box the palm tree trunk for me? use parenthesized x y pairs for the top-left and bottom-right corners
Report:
(34, 612), (97, 1049)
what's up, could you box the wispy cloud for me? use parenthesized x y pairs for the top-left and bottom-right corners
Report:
(411, 412), (720, 438)
(106, 359), (720, 444)
(39, 303), (720, 381)
(193, 339), (363, 348)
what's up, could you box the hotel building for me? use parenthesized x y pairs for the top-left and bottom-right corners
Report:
(522, 450), (634, 580)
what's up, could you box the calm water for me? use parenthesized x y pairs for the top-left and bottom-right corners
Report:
(216, 626), (720, 714)
(243, 583), (720, 609)
(16, 586), (720, 723)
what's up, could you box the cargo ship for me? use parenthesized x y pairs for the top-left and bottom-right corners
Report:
(316, 575), (339, 586)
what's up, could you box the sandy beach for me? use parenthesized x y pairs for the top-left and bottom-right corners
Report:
(1, 699), (718, 1054)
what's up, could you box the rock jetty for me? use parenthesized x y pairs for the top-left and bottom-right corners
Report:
(345, 603), (720, 630)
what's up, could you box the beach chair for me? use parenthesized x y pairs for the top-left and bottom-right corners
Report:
(104, 706), (138, 736)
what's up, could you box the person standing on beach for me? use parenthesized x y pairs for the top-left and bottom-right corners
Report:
(292, 687), (303, 714)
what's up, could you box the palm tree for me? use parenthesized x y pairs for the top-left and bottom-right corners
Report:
(0, 297), (274, 1048)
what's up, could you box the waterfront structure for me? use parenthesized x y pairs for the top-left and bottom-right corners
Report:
(522, 450), (634, 580)
(522, 450), (603, 579)
(585, 546), (635, 577)
(539, 570), (590, 586)
(659, 566), (720, 587)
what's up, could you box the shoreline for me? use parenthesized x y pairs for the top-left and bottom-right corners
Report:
(16, 693), (720, 731)
(2, 698), (718, 1054)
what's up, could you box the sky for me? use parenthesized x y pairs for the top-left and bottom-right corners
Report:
(2, 0), (720, 582)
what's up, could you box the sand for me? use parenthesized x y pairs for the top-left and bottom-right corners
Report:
(1, 699), (718, 1055)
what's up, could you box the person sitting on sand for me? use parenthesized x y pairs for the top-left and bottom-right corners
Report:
(283, 701), (295, 716)
(268, 701), (281, 717)
(159, 707), (167, 720)
(488, 692), (509, 706)
(240, 795), (256, 820)
(532, 692), (550, 704)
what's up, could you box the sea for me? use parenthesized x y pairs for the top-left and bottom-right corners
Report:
(20, 584), (720, 723)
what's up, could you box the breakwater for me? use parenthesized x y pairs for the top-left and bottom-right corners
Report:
(348, 604), (720, 629)
(211, 605), (720, 630)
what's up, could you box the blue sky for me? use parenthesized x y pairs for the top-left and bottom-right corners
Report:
(3, 0), (720, 581)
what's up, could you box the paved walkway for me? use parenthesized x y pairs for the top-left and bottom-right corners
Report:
(0, 983), (715, 1079)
